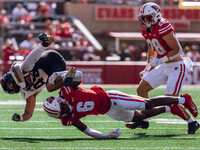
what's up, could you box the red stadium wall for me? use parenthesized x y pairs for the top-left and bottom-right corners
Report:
(1, 61), (200, 85)
(66, 61), (200, 85)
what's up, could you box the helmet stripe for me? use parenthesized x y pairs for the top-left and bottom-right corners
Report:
(43, 104), (58, 113)
(43, 107), (59, 116)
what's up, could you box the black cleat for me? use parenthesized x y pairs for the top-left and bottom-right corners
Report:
(186, 121), (199, 134)
(125, 121), (149, 129)
(39, 33), (54, 47)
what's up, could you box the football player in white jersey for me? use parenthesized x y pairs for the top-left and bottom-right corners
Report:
(1, 33), (82, 122)
(126, 2), (199, 134)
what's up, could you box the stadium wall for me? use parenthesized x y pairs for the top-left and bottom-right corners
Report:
(1, 61), (200, 85)
(64, 3), (200, 34)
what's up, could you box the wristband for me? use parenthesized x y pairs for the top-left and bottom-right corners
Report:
(61, 74), (66, 81)
(20, 115), (23, 121)
(161, 56), (169, 63)
(145, 63), (151, 71)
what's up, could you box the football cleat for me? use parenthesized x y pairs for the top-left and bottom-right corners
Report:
(186, 121), (199, 134)
(125, 121), (149, 129)
(181, 94), (198, 117)
(63, 67), (76, 87)
(39, 33), (54, 47)
(67, 67), (76, 78)
(169, 104), (187, 120)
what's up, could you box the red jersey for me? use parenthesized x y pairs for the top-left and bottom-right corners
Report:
(2, 46), (17, 62)
(59, 86), (111, 126)
(142, 19), (175, 58)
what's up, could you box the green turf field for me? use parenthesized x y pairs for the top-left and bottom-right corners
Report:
(0, 86), (199, 150)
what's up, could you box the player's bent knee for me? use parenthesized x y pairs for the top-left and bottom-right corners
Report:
(132, 111), (146, 122)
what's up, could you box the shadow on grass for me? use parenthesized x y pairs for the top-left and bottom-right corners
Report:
(130, 132), (197, 140)
(0, 133), (197, 143)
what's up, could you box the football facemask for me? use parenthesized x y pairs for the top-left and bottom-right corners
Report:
(138, 2), (161, 29)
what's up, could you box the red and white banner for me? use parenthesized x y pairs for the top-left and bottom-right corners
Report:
(95, 6), (200, 30)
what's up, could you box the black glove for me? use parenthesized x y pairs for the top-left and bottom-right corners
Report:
(12, 113), (21, 121)
(63, 77), (73, 87)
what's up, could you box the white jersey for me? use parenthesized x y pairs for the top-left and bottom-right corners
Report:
(21, 69), (48, 99)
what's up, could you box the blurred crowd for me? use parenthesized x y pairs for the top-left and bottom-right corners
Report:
(0, 1), (200, 63)
(0, 2), (95, 62)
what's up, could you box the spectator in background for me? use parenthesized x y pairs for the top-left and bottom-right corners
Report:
(75, 35), (89, 51)
(45, 21), (57, 35)
(182, 45), (190, 57)
(128, 45), (136, 61)
(139, 52), (147, 61)
(12, 3), (28, 22)
(118, 43), (132, 61)
(82, 46), (101, 61)
(19, 33), (38, 50)
(38, 2), (51, 17)
(0, 9), (10, 30)
(186, 45), (200, 62)
(55, 24), (72, 39)
(19, 12), (33, 29)
(1, 39), (17, 62)
(58, 17), (74, 34)
(36, 11), (54, 23)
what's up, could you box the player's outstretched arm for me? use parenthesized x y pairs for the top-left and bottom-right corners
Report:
(12, 93), (38, 122)
(73, 120), (121, 139)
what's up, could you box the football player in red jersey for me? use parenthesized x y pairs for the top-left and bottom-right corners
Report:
(43, 75), (198, 138)
(129, 2), (199, 134)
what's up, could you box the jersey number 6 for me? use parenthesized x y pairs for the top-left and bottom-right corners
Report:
(77, 101), (95, 112)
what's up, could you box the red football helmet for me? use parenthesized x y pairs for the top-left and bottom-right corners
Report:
(138, 2), (161, 29)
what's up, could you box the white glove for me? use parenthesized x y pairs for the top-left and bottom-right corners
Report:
(139, 70), (149, 78)
(139, 63), (151, 78)
(150, 57), (162, 67)
(107, 128), (121, 139)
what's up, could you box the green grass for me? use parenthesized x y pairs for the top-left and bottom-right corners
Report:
(0, 86), (199, 150)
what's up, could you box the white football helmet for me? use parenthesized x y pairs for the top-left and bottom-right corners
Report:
(43, 96), (72, 119)
(138, 2), (161, 29)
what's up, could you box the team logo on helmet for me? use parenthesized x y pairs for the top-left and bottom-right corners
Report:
(43, 96), (73, 119)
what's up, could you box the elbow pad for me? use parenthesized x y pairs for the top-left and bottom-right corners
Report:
(10, 62), (26, 88)
(169, 47), (182, 61)
(169, 33), (183, 61)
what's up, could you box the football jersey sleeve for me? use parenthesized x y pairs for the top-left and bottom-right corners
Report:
(59, 86), (74, 97)
(158, 21), (173, 36)
(61, 115), (79, 126)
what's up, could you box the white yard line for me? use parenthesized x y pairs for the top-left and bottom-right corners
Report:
(0, 127), (189, 130)
(0, 119), (198, 124)
(0, 147), (199, 150)
(0, 100), (43, 105)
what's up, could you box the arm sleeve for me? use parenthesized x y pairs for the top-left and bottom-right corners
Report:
(48, 70), (83, 85)
(83, 127), (108, 139)
(21, 44), (47, 72)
